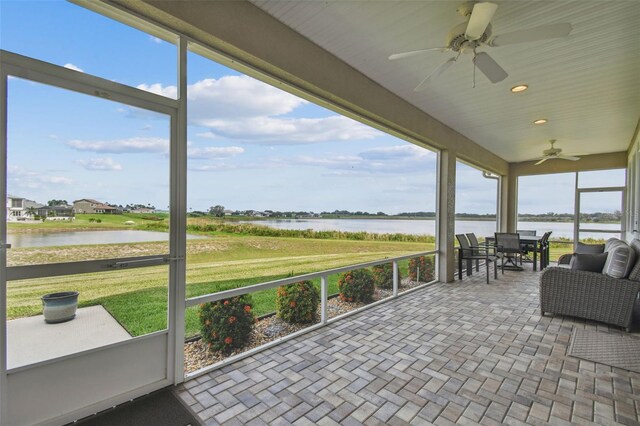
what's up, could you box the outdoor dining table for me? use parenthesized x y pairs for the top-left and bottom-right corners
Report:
(486, 235), (545, 271)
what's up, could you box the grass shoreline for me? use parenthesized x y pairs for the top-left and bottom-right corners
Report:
(7, 233), (431, 337)
(6, 214), (606, 340)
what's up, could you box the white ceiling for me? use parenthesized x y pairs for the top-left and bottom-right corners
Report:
(252, 0), (640, 162)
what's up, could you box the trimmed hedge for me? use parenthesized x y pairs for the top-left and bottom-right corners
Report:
(276, 280), (320, 324)
(338, 268), (374, 303)
(372, 262), (399, 289)
(409, 256), (435, 282)
(198, 295), (255, 354)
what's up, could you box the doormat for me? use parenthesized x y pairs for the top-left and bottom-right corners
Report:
(568, 328), (640, 373)
(73, 387), (202, 426)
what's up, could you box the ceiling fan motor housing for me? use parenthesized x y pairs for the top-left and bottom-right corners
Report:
(447, 22), (491, 52)
(456, 1), (476, 17)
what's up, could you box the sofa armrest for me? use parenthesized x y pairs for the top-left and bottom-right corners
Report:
(540, 267), (640, 329)
(557, 253), (572, 265)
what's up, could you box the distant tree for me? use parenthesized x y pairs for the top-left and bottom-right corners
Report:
(25, 207), (39, 218)
(47, 199), (68, 206)
(209, 205), (225, 217)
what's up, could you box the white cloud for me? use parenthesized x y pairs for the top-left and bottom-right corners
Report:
(8, 165), (73, 190)
(188, 75), (306, 119)
(63, 63), (84, 73)
(292, 144), (436, 175)
(187, 146), (245, 159)
(359, 144), (434, 160)
(189, 163), (240, 172)
(149, 36), (163, 44)
(137, 83), (178, 100)
(199, 116), (380, 143)
(66, 137), (169, 154)
(48, 134), (58, 140)
(138, 75), (380, 144)
(75, 157), (123, 171)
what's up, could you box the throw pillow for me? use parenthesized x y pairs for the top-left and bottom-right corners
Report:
(570, 253), (608, 273)
(603, 240), (636, 279)
(576, 242), (605, 254)
(627, 239), (640, 281)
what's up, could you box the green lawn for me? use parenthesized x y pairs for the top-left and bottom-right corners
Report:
(7, 234), (430, 337)
(6, 220), (582, 339)
(8, 213), (168, 232)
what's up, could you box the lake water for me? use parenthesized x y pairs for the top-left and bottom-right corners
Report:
(8, 230), (206, 248)
(244, 219), (622, 240)
(7, 220), (622, 248)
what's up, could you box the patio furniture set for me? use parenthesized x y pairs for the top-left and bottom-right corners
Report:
(540, 237), (640, 332)
(455, 231), (552, 284)
(457, 233), (640, 331)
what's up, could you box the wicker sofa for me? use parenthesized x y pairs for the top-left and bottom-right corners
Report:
(539, 238), (640, 331)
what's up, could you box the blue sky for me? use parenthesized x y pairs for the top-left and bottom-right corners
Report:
(0, 1), (623, 215)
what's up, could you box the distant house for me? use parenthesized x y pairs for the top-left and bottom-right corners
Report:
(73, 199), (119, 214)
(6, 195), (44, 221)
(37, 205), (75, 220)
(130, 207), (155, 214)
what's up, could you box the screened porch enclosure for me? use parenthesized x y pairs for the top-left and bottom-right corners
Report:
(0, 1), (638, 425)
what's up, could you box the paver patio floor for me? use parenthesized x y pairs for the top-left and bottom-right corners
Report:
(177, 265), (640, 425)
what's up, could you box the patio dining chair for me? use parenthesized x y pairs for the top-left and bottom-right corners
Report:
(494, 232), (524, 272)
(517, 230), (537, 262)
(539, 231), (552, 269)
(456, 233), (498, 284)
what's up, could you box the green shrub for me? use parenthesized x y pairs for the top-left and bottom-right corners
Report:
(372, 262), (400, 289)
(198, 295), (255, 354)
(409, 256), (435, 282)
(276, 280), (320, 324)
(338, 268), (374, 303)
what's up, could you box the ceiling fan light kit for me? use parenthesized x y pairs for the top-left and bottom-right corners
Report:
(533, 139), (581, 165)
(389, 1), (573, 91)
(511, 84), (529, 93)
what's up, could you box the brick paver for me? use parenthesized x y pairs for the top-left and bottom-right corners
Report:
(177, 265), (640, 425)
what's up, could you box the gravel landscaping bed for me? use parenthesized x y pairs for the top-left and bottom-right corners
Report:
(184, 277), (430, 373)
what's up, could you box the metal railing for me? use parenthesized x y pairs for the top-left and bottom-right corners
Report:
(184, 249), (438, 378)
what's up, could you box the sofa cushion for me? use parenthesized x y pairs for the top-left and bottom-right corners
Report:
(570, 253), (608, 272)
(605, 238), (620, 252)
(627, 239), (640, 281)
(576, 242), (605, 254)
(603, 239), (636, 278)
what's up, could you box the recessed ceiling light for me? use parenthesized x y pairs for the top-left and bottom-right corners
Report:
(510, 84), (528, 93)
(533, 119), (548, 125)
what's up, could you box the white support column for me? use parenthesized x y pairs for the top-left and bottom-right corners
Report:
(498, 173), (510, 232)
(437, 150), (456, 283)
(505, 169), (518, 233)
(171, 36), (188, 385)
(320, 275), (328, 324)
(0, 62), (9, 426)
(392, 260), (398, 297)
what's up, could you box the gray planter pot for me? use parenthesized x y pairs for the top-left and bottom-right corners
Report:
(41, 291), (79, 324)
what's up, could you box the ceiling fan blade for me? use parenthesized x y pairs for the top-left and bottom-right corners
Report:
(389, 47), (450, 60)
(473, 52), (508, 83)
(534, 158), (550, 165)
(490, 23), (573, 47)
(560, 156), (581, 161)
(465, 2), (498, 40)
(414, 57), (457, 92)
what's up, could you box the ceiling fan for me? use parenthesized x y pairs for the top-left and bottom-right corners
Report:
(388, 1), (573, 91)
(533, 140), (581, 165)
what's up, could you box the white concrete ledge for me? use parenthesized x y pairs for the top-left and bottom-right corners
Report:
(7, 305), (131, 369)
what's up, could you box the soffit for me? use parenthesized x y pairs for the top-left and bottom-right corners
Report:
(252, 0), (640, 163)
